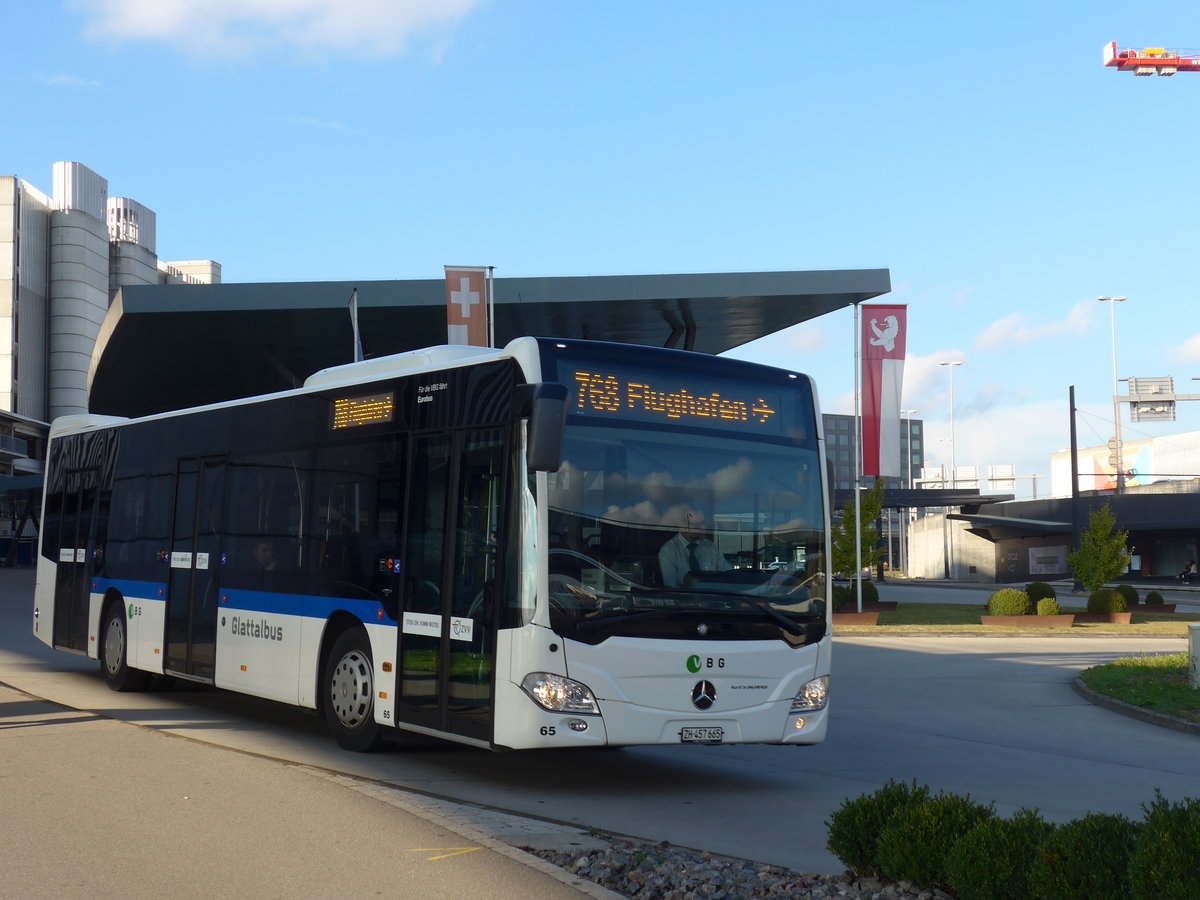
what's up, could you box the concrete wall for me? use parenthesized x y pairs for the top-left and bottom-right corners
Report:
(909, 511), (997, 582)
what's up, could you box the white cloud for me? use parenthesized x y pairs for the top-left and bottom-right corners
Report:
(76, 0), (484, 58)
(1170, 332), (1200, 364)
(973, 298), (1094, 352)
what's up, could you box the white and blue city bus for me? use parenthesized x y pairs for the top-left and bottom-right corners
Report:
(33, 337), (831, 751)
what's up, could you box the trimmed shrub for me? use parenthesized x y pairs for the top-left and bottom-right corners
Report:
(831, 584), (851, 612)
(832, 580), (877, 611)
(1036, 597), (1061, 616)
(1025, 582), (1057, 602)
(860, 580), (879, 604)
(987, 588), (1032, 616)
(1029, 811), (1138, 900)
(825, 779), (931, 877)
(876, 792), (995, 890)
(1127, 790), (1200, 900)
(825, 777), (936, 878)
(1087, 589), (1126, 614)
(944, 808), (1053, 900)
(1114, 583), (1138, 606)
(1146, 590), (1164, 605)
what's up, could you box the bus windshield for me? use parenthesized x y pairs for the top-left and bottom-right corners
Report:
(546, 422), (825, 643)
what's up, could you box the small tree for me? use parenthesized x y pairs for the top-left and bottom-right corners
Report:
(831, 478), (885, 579)
(1068, 503), (1131, 592)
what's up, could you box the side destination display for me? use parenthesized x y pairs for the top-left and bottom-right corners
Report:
(331, 391), (395, 429)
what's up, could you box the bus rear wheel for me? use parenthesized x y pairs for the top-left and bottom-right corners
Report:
(100, 603), (150, 692)
(322, 628), (385, 752)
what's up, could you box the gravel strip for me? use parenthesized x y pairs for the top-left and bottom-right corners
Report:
(527, 838), (957, 899)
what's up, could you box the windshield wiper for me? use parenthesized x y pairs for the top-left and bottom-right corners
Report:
(662, 587), (807, 637)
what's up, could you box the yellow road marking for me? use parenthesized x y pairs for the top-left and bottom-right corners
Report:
(408, 847), (483, 860)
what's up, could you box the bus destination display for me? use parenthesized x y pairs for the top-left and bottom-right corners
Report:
(568, 366), (785, 434)
(331, 391), (395, 429)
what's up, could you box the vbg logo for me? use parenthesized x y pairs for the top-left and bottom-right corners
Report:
(686, 655), (701, 673)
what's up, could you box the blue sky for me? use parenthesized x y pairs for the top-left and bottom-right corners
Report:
(7, 1), (1200, 499)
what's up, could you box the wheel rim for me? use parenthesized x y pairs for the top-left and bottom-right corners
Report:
(329, 649), (373, 729)
(103, 614), (124, 676)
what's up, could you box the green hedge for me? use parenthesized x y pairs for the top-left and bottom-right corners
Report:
(1036, 597), (1061, 616)
(988, 588), (1032, 616)
(875, 792), (995, 890)
(1088, 588), (1127, 614)
(826, 784), (1200, 899)
(1114, 583), (1139, 606)
(944, 808), (1053, 900)
(1025, 582), (1057, 602)
(825, 779), (931, 877)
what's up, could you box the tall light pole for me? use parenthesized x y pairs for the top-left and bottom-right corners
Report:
(1098, 295), (1126, 492)
(900, 409), (917, 575)
(939, 361), (963, 488)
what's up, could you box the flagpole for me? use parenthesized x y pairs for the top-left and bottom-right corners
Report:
(349, 287), (363, 363)
(853, 302), (862, 614)
(486, 266), (495, 348)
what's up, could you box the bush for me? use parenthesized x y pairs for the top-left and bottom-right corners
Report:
(1087, 589), (1127, 614)
(876, 792), (995, 890)
(1114, 583), (1138, 606)
(987, 588), (1032, 616)
(1036, 597), (1061, 616)
(1127, 790), (1200, 900)
(1025, 582), (1057, 602)
(944, 808), (1053, 900)
(860, 580), (879, 604)
(825, 779), (932, 877)
(1028, 812), (1138, 900)
(831, 584), (851, 612)
(832, 580), (877, 612)
(1146, 590), (1164, 605)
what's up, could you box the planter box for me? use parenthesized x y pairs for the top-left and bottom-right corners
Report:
(1139, 604), (1177, 614)
(1073, 612), (1132, 624)
(832, 612), (879, 626)
(980, 614), (1075, 628)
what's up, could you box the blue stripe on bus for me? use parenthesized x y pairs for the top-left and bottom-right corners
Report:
(93, 577), (166, 602)
(91, 577), (396, 626)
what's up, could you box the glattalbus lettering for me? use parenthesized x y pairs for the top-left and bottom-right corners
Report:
(230, 616), (284, 642)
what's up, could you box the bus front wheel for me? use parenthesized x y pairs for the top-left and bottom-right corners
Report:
(322, 628), (385, 752)
(100, 603), (150, 692)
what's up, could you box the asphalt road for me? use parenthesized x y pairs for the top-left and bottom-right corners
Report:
(5, 568), (1200, 878)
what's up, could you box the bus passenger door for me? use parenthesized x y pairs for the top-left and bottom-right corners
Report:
(51, 467), (99, 653)
(396, 430), (503, 743)
(165, 456), (227, 681)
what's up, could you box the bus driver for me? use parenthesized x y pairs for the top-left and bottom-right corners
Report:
(658, 506), (731, 587)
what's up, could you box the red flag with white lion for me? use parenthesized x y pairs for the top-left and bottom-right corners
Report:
(861, 305), (907, 478)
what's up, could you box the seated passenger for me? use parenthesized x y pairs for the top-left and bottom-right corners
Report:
(658, 507), (731, 587)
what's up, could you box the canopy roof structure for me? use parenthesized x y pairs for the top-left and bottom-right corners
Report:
(88, 268), (891, 417)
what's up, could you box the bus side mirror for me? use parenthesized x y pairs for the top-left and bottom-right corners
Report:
(515, 382), (568, 472)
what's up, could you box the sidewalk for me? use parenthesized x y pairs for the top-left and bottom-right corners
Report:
(0, 566), (616, 900)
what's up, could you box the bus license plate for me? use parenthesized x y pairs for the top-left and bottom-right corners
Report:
(680, 726), (724, 744)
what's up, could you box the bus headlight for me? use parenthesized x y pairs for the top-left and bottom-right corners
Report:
(520, 672), (600, 715)
(790, 676), (828, 713)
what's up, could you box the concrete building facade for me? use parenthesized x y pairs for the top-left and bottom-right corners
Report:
(0, 160), (220, 476)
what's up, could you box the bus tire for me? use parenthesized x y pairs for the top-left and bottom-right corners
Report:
(322, 627), (384, 752)
(99, 602), (150, 692)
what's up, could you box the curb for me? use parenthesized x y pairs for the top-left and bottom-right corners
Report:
(1071, 677), (1200, 737)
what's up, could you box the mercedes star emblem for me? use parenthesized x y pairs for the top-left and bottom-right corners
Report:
(691, 680), (716, 710)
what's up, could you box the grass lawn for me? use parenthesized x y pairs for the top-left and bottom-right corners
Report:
(1079, 652), (1200, 724)
(834, 602), (1200, 635)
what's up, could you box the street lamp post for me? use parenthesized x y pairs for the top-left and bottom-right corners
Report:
(1098, 296), (1126, 493)
(939, 362), (963, 488)
(900, 409), (917, 575)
